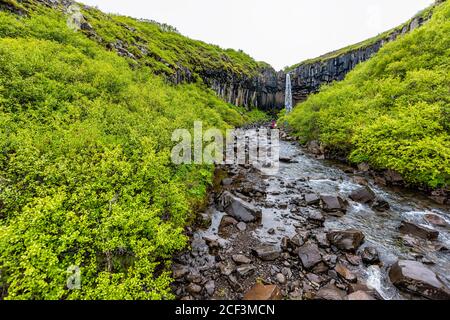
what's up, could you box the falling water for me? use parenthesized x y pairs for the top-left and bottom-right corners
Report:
(285, 73), (293, 113)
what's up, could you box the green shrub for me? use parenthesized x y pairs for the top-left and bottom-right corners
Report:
(0, 5), (257, 299)
(286, 1), (450, 188)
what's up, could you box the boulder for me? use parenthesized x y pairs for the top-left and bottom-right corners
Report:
(346, 291), (376, 300)
(345, 253), (362, 266)
(236, 221), (247, 231)
(424, 214), (448, 228)
(305, 193), (320, 205)
(218, 215), (238, 235)
(307, 140), (324, 155)
(315, 284), (346, 300)
(252, 245), (281, 261)
(349, 187), (376, 204)
(384, 169), (404, 185)
(361, 247), (380, 265)
(279, 155), (293, 163)
(389, 260), (450, 300)
(320, 195), (348, 214)
(243, 284), (282, 300)
(335, 264), (357, 283)
(236, 265), (256, 276)
(399, 221), (439, 240)
(371, 198), (390, 212)
(172, 264), (189, 279)
(297, 243), (322, 269)
(220, 191), (262, 222)
(315, 232), (330, 248)
(204, 280), (215, 296)
(327, 229), (365, 251)
(232, 254), (252, 265)
(186, 283), (202, 295)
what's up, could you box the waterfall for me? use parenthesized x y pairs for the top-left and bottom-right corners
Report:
(285, 73), (293, 113)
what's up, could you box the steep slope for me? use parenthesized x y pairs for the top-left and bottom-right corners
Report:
(0, 1), (266, 299)
(285, 1), (441, 104)
(284, 0), (450, 190)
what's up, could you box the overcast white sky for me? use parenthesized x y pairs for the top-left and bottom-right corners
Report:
(79, 0), (434, 70)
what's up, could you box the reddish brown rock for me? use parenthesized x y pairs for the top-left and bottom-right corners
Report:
(335, 263), (358, 283)
(243, 284), (282, 300)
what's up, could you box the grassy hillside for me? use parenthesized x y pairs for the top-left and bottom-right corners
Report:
(0, 1), (265, 299)
(284, 0), (450, 189)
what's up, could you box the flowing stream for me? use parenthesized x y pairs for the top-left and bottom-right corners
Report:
(176, 137), (450, 300)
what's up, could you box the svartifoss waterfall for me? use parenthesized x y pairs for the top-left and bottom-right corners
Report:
(285, 73), (293, 113)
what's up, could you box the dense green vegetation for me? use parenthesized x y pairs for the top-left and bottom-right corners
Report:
(284, 1), (450, 188)
(0, 2), (264, 299)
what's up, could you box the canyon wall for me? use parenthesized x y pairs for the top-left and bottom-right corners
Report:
(288, 12), (432, 106)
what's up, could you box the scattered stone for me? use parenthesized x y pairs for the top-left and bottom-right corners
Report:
(327, 229), (365, 251)
(243, 284), (282, 300)
(371, 198), (390, 212)
(315, 284), (346, 300)
(218, 215), (238, 235)
(222, 178), (233, 186)
(361, 247), (380, 265)
(399, 221), (439, 240)
(289, 234), (305, 247)
(306, 273), (322, 285)
(306, 140), (324, 155)
(349, 186), (376, 204)
(352, 176), (368, 186)
(204, 280), (215, 296)
(357, 163), (370, 172)
(389, 260), (450, 300)
(186, 283), (202, 295)
(346, 291), (376, 300)
(297, 243), (322, 269)
(335, 264), (357, 283)
(306, 210), (325, 225)
(315, 232), (330, 248)
(172, 264), (189, 279)
(236, 265), (256, 276)
(228, 275), (243, 292)
(385, 170), (404, 185)
(305, 193), (320, 205)
(232, 254), (252, 265)
(218, 262), (235, 276)
(280, 156), (293, 163)
(312, 262), (329, 274)
(276, 273), (286, 284)
(424, 214), (448, 228)
(281, 267), (292, 279)
(320, 195), (348, 214)
(267, 228), (275, 235)
(236, 222), (247, 231)
(220, 191), (262, 222)
(252, 245), (281, 261)
(345, 253), (362, 266)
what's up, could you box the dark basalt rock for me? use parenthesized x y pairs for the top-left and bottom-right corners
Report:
(349, 187), (376, 204)
(389, 260), (450, 300)
(327, 229), (365, 251)
(399, 221), (439, 240)
(297, 243), (322, 269)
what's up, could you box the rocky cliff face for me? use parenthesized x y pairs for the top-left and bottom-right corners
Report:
(199, 67), (286, 112)
(287, 12), (432, 106)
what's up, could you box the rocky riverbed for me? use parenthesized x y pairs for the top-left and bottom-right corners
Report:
(172, 131), (450, 300)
